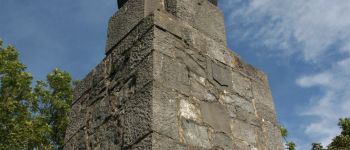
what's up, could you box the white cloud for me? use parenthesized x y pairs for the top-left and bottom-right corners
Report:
(223, 0), (350, 62)
(296, 72), (333, 88)
(221, 0), (350, 148)
(299, 58), (350, 145)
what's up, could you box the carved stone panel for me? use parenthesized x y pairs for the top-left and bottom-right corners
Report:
(211, 61), (232, 87)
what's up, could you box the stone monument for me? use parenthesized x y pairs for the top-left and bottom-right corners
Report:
(64, 0), (284, 149)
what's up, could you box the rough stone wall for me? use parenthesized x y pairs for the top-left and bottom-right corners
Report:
(64, 0), (283, 149)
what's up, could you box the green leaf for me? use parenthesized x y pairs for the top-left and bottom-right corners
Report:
(279, 125), (289, 138)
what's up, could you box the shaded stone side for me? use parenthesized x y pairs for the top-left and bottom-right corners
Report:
(65, 0), (283, 149)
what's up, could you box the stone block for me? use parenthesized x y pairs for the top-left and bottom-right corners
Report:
(106, 0), (164, 53)
(181, 120), (212, 149)
(89, 96), (111, 129)
(223, 94), (254, 114)
(212, 133), (233, 150)
(108, 15), (153, 57)
(261, 122), (284, 150)
(152, 86), (180, 140)
(255, 102), (277, 125)
(153, 11), (233, 68)
(86, 79), (108, 106)
(153, 25), (184, 58)
(109, 26), (154, 83)
(251, 80), (276, 111)
(64, 130), (88, 150)
(130, 132), (152, 150)
(153, 51), (190, 94)
(134, 52), (153, 90)
(175, 47), (207, 78)
(164, 0), (226, 45)
(106, 0), (145, 52)
(231, 71), (253, 99)
(189, 74), (218, 102)
(65, 95), (88, 142)
(179, 99), (202, 123)
(200, 102), (231, 134)
(222, 94), (260, 126)
(123, 83), (152, 146)
(232, 139), (255, 150)
(93, 59), (108, 86)
(211, 61), (232, 87)
(73, 70), (94, 104)
(230, 120), (257, 146)
(152, 133), (187, 150)
(207, 60), (233, 91)
(87, 121), (120, 150)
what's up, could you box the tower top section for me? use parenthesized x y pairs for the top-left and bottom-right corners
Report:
(117, 0), (218, 8)
(107, 0), (225, 54)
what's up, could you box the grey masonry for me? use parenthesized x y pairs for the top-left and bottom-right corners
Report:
(64, 0), (284, 149)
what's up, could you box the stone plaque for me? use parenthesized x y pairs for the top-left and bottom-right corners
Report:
(211, 61), (232, 87)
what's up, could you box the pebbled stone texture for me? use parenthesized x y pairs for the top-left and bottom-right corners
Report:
(64, 0), (283, 149)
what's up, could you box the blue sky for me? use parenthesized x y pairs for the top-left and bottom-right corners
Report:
(1, 0), (349, 149)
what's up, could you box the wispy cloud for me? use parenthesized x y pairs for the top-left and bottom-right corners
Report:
(223, 0), (350, 62)
(222, 0), (350, 148)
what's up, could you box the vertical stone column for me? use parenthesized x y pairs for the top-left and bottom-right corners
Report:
(64, 0), (283, 149)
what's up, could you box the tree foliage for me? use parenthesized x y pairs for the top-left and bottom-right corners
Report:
(328, 118), (350, 150)
(279, 125), (296, 150)
(0, 39), (74, 149)
(311, 118), (350, 150)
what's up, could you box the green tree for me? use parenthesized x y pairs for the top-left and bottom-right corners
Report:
(311, 118), (350, 150)
(280, 125), (296, 150)
(328, 118), (350, 150)
(33, 69), (73, 149)
(311, 143), (324, 150)
(0, 39), (74, 149)
(0, 40), (35, 149)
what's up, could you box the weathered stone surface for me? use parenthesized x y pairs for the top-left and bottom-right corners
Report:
(211, 61), (232, 87)
(223, 94), (255, 114)
(179, 99), (201, 123)
(230, 120), (257, 146)
(232, 139), (255, 150)
(152, 86), (180, 140)
(251, 79), (276, 110)
(222, 94), (261, 126)
(231, 71), (253, 99)
(261, 122), (284, 150)
(72, 70), (94, 103)
(255, 101), (278, 125)
(123, 83), (152, 147)
(152, 133), (187, 150)
(165, 0), (226, 45)
(66, 0), (282, 149)
(153, 51), (190, 94)
(107, 0), (165, 53)
(106, 0), (145, 52)
(200, 102), (231, 134)
(64, 95), (88, 142)
(189, 73), (218, 102)
(181, 120), (212, 149)
(212, 132), (233, 150)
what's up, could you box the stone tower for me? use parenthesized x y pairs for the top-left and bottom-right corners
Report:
(64, 0), (284, 149)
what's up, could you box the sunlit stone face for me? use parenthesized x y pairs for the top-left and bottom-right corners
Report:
(117, 0), (217, 9)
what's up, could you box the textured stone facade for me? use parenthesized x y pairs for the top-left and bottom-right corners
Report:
(64, 0), (283, 149)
